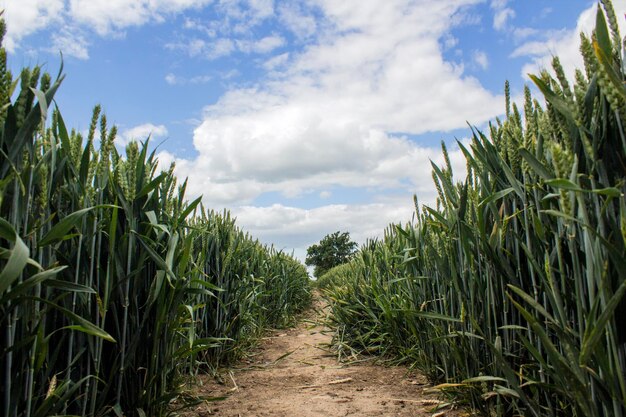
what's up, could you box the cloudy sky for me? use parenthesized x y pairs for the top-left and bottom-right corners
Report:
(3, 0), (624, 261)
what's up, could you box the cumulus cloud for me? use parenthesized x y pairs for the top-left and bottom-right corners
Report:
(441, 33), (459, 50)
(48, 26), (90, 59)
(148, 0), (509, 255)
(219, 0), (273, 20)
(169, 132), (467, 205)
(244, 0), (275, 20)
(263, 52), (290, 70)
(229, 153), (466, 262)
(227, 140), (469, 263)
(3, 0), (280, 58)
(236, 34), (286, 53)
(206, 38), (236, 58)
(166, 72), (212, 85)
(67, 0), (214, 35)
(167, 33), (284, 59)
(472, 50), (489, 70)
(1, 0), (64, 51)
(165, 0), (497, 206)
(492, 6), (515, 31)
(166, 37), (236, 59)
(119, 123), (168, 147)
(4, 0), (213, 47)
(165, 73), (180, 85)
(490, 0), (519, 32)
(163, 137), (469, 262)
(232, 200), (416, 262)
(277, 2), (318, 40)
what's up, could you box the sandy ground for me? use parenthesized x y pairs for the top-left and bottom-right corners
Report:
(182, 296), (464, 417)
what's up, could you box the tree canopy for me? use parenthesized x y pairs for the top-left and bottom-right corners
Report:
(305, 231), (358, 278)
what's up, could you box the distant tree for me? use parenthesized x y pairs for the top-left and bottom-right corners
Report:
(305, 231), (358, 278)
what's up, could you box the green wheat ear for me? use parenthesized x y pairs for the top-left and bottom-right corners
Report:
(552, 56), (573, 100)
(580, 32), (597, 79)
(88, 105), (101, 142)
(125, 141), (139, 201)
(504, 79), (511, 117)
(600, 0), (622, 53)
(0, 18), (11, 122)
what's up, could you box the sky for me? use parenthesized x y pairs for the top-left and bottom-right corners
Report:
(3, 0), (625, 263)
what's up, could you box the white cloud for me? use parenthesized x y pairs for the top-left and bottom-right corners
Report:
(208, 38), (236, 58)
(172, 129), (456, 204)
(151, 0), (497, 253)
(246, 0), (274, 20)
(236, 34), (285, 54)
(1, 0), (64, 51)
(512, 1), (626, 81)
(490, 0), (514, 31)
(169, 0), (497, 200)
(203, 138), (469, 263)
(472, 50), (489, 70)
(119, 123), (169, 147)
(0, 0), (280, 63)
(220, 69), (240, 80)
(155, 150), (177, 171)
(166, 37), (236, 59)
(67, 0), (214, 35)
(181, 38), (208, 57)
(165, 73), (180, 85)
(190, 74), (212, 84)
(263, 52), (290, 70)
(228, 150), (469, 262)
(441, 33), (458, 50)
(277, 2), (317, 40)
(169, 31), (284, 59)
(48, 27), (90, 59)
(182, 18), (215, 38)
(493, 9), (514, 31)
(215, 0), (275, 35)
(233, 201), (415, 262)
(167, 137), (469, 263)
(165, 72), (212, 85)
(2, 0), (218, 55)
(512, 26), (539, 41)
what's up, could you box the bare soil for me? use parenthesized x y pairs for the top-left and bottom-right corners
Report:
(183, 295), (464, 417)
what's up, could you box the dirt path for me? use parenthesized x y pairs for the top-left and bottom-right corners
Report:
(186, 296), (459, 416)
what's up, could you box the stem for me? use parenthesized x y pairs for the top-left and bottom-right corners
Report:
(66, 233), (83, 374)
(4, 177), (21, 417)
(116, 219), (134, 406)
(4, 319), (13, 417)
(84, 209), (98, 417)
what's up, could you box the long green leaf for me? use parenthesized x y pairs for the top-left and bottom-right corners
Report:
(35, 297), (116, 343)
(39, 205), (117, 247)
(0, 219), (30, 295)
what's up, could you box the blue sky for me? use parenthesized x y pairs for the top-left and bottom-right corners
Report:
(3, 0), (624, 261)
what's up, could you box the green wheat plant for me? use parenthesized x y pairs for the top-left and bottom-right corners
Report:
(0, 17), (311, 417)
(324, 2), (626, 416)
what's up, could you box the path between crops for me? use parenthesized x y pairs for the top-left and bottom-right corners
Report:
(186, 294), (461, 417)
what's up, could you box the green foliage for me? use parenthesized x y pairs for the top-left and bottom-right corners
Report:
(0, 24), (310, 417)
(314, 262), (355, 289)
(305, 231), (358, 278)
(324, 3), (626, 416)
